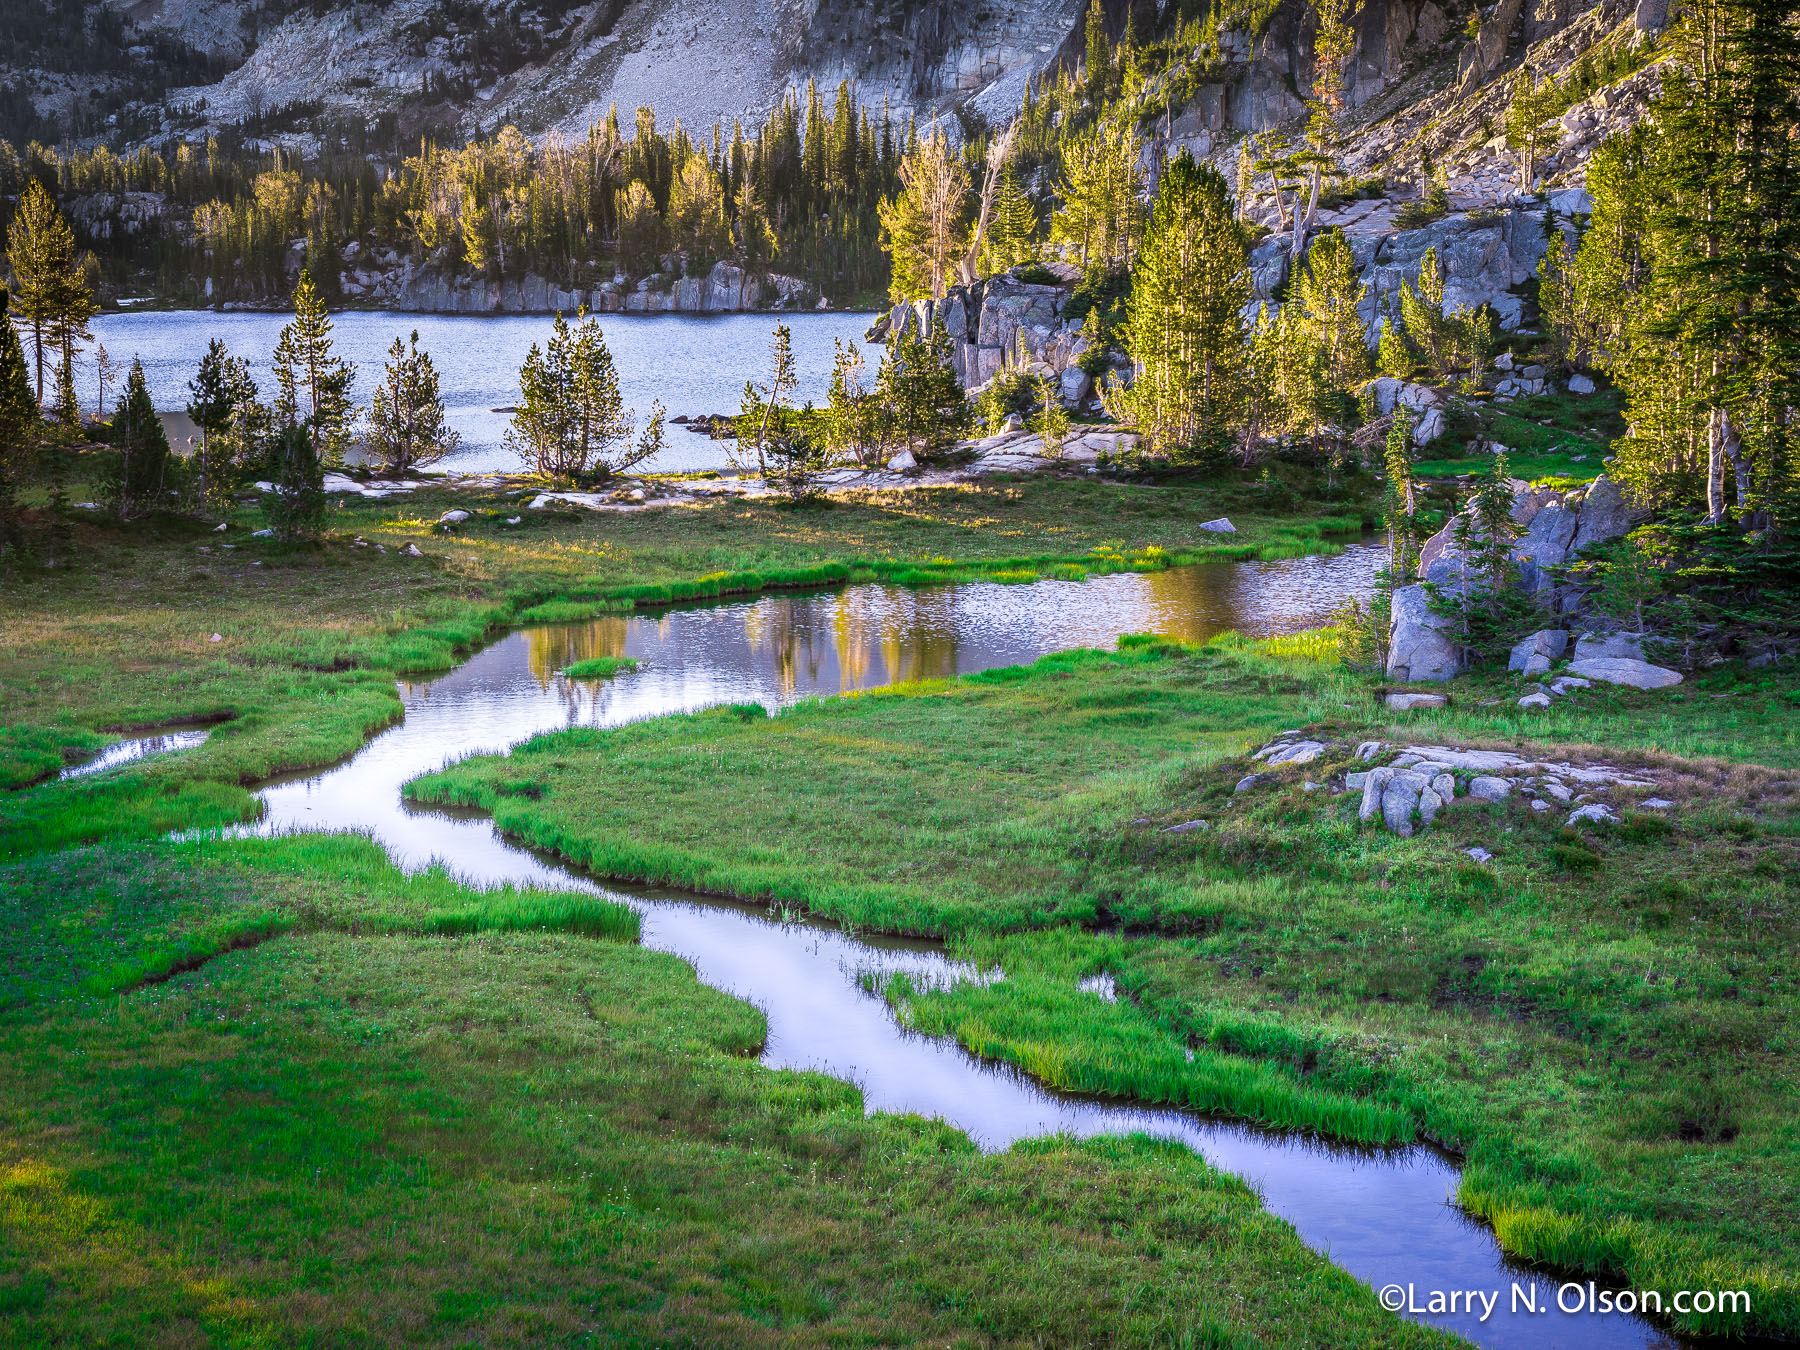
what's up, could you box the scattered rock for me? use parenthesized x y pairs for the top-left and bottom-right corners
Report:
(888, 449), (918, 471)
(1162, 819), (1211, 833)
(1387, 692), (1448, 711)
(1235, 774), (1269, 793)
(1355, 741), (1385, 761)
(1567, 372), (1596, 394)
(1359, 767), (1396, 822)
(437, 509), (472, 527)
(1565, 657), (1683, 689)
(1465, 846), (1494, 864)
(1548, 677), (1591, 695)
(212, 522), (228, 532)
(1346, 771), (1370, 789)
(1567, 803), (1621, 827)
(1302, 780), (1322, 792)
(208, 632), (223, 643)
(1518, 691), (1552, 709)
(1413, 407), (1447, 445)
(251, 528), (273, 538)
(1530, 799), (1551, 812)
(401, 543), (424, 557)
(1198, 517), (1236, 534)
(1468, 776), (1512, 802)
(1417, 784), (1446, 828)
(1541, 781), (1573, 803)
(1640, 798), (1675, 809)
(1431, 773), (1456, 800)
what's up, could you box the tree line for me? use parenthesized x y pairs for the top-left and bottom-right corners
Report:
(0, 78), (911, 308)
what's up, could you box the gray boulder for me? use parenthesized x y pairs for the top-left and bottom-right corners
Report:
(1468, 775), (1513, 801)
(1386, 692), (1449, 710)
(1514, 503), (1579, 593)
(1518, 691), (1553, 708)
(1567, 373), (1596, 394)
(1570, 475), (1636, 555)
(1508, 629), (1570, 675)
(1574, 631), (1647, 662)
(1382, 771), (1427, 837)
(1199, 517), (1236, 533)
(1565, 657), (1683, 689)
(1413, 407), (1447, 445)
(1359, 766), (1395, 821)
(1059, 364), (1093, 406)
(1386, 585), (1460, 682)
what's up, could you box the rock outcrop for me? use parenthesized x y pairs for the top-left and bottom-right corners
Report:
(367, 260), (811, 316)
(1387, 475), (1644, 682)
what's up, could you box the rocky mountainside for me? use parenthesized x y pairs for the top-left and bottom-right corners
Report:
(12, 0), (1092, 145)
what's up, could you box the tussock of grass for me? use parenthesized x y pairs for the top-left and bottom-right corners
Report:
(561, 656), (639, 680)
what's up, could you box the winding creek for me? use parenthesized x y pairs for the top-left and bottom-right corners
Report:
(246, 547), (1687, 1350)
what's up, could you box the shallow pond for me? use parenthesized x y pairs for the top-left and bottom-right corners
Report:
(82, 310), (881, 475)
(250, 550), (1688, 1349)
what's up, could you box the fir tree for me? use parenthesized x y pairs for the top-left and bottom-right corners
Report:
(1108, 152), (1250, 464)
(272, 270), (355, 467)
(367, 331), (460, 475)
(983, 169), (1038, 273)
(1504, 68), (1561, 192)
(1290, 228), (1370, 444)
(1384, 406), (1419, 583)
(1051, 120), (1142, 271)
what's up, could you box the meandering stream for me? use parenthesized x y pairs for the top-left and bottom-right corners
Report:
(250, 549), (1685, 1349)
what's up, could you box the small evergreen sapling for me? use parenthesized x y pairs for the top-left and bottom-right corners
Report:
(107, 361), (170, 520)
(264, 422), (326, 542)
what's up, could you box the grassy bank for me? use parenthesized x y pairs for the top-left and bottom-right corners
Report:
(1, 473), (1366, 855)
(412, 636), (1800, 1340)
(0, 835), (1455, 1348)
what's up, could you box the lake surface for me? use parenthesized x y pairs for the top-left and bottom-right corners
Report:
(243, 553), (1690, 1349)
(83, 310), (882, 475)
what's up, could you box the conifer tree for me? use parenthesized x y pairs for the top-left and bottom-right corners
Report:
(272, 270), (355, 467)
(879, 127), (967, 301)
(1051, 120), (1142, 271)
(264, 422), (325, 542)
(1108, 153), (1250, 464)
(1384, 406), (1419, 583)
(982, 169), (1038, 273)
(1292, 228), (1370, 404)
(5, 180), (94, 404)
(367, 330), (461, 475)
(1505, 68), (1561, 192)
(0, 290), (35, 552)
(876, 320), (969, 459)
(188, 338), (260, 508)
(108, 360), (171, 521)
(507, 312), (645, 481)
(1398, 247), (1455, 377)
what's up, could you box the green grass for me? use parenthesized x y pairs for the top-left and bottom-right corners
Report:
(561, 655), (640, 679)
(413, 635), (1800, 1340)
(1, 471), (1371, 846)
(0, 836), (1455, 1349)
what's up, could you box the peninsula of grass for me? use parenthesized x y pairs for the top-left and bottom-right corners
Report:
(0, 833), (1458, 1348)
(411, 636), (1800, 1340)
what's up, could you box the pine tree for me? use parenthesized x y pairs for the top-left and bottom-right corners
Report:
(108, 360), (171, 521)
(1384, 406), (1419, 583)
(1083, 0), (1112, 100)
(878, 127), (967, 301)
(1504, 68), (1561, 192)
(272, 269), (355, 467)
(1051, 120), (1142, 271)
(367, 330), (461, 475)
(824, 339), (890, 467)
(5, 180), (94, 405)
(1398, 246), (1455, 378)
(507, 312), (645, 481)
(1108, 153), (1250, 464)
(1291, 228), (1370, 422)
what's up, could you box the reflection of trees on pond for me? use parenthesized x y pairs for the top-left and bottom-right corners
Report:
(744, 588), (961, 696)
(1137, 562), (1237, 645)
(525, 618), (631, 688)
